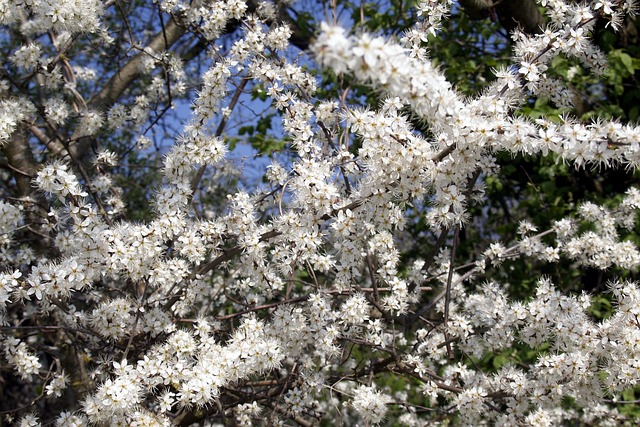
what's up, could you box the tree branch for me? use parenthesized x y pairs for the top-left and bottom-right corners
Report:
(52, 17), (188, 161)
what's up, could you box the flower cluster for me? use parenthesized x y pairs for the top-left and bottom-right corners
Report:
(2, 0), (640, 425)
(481, 187), (640, 270)
(351, 384), (390, 425)
(0, 97), (35, 145)
(35, 161), (88, 200)
(3, 337), (42, 380)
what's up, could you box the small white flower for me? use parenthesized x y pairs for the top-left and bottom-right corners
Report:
(352, 385), (389, 425)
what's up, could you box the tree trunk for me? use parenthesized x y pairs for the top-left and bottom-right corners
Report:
(458, 0), (543, 34)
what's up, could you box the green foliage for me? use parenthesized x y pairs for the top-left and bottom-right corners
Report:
(114, 154), (158, 222)
(587, 294), (613, 320)
(251, 83), (269, 102)
(520, 97), (567, 121)
(428, 11), (506, 95)
(354, 0), (415, 34)
(619, 387), (640, 419)
(237, 114), (287, 155)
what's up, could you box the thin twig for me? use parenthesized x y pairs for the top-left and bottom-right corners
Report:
(190, 76), (250, 196)
(443, 225), (460, 360)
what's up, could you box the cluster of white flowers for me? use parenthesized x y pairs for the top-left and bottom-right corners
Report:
(45, 371), (69, 397)
(339, 293), (370, 325)
(161, 0), (246, 40)
(35, 161), (89, 200)
(0, 201), (23, 247)
(313, 18), (640, 176)
(78, 315), (285, 424)
(11, 43), (42, 70)
(2, 0), (640, 425)
(0, 97), (35, 145)
(351, 384), (390, 425)
(402, 275), (640, 425)
(414, 0), (453, 38)
(3, 337), (42, 379)
(234, 401), (262, 426)
(480, 187), (640, 270)
(107, 50), (188, 135)
(11, 0), (105, 34)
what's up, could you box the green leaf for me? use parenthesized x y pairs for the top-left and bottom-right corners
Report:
(238, 125), (254, 136)
(256, 115), (272, 134)
(620, 52), (635, 75)
(622, 387), (636, 402)
(227, 137), (238, 151)
(492, 354), (507, 370)
(251, 84), (268, 101)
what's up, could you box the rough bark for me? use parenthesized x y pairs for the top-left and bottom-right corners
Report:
(53, 17), (188, 162)
(3, 132), (52, 252)
(4, 132), (37, 198)
(496, 0), (544, 34)
(459, 0), (544, 34)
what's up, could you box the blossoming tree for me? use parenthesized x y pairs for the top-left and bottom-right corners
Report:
(1, 0), (640, 425)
